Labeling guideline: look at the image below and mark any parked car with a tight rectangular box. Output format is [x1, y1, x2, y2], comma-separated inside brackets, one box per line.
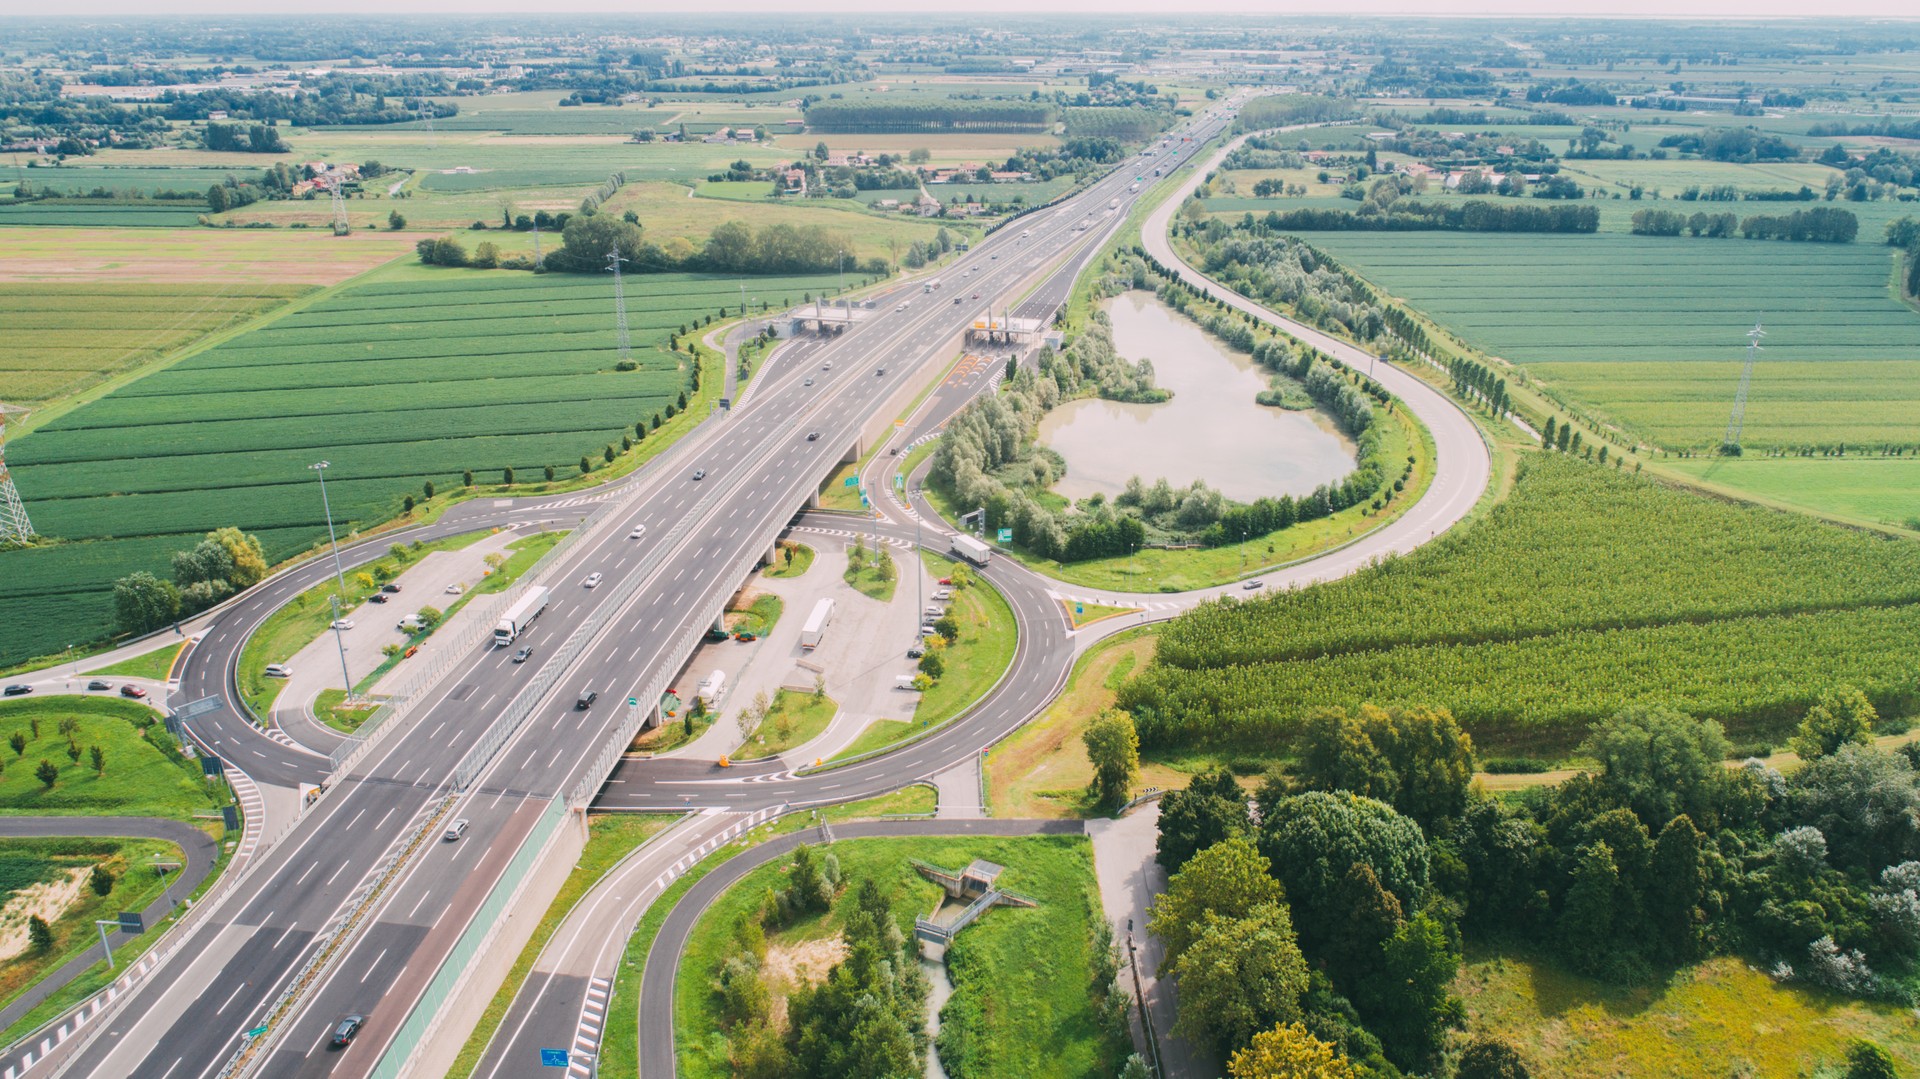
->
[330, 1015, 364, 1048]
[87, 680, 111, 691]
[264, 663, 292, 678]
[445, 583, 463, 595]
[512, 646, 533, 664]
[330, 618, 354, 630]
[368, 593, 389, 604]
[584, 572, 603, 588]
[734, 631, 758, 642]
[120, 685, 148, 699]
[381, 584, 401, 594]
[443, 819, 469, 842]
[3, 685, 30, 697]
[907, 647, 925, 659]
[931, 589, 952, 601]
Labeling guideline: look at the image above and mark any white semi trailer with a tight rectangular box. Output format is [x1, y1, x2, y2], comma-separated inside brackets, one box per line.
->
[800, 598, 836, 650]
[951, 534, 992, 567]
[493, 585, 550, 646]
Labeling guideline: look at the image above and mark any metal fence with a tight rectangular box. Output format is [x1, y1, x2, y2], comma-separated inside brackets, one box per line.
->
[370, 796, 568, 1079]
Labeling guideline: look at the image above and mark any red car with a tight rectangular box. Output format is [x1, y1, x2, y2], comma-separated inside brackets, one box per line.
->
[119, 685, 148, 699]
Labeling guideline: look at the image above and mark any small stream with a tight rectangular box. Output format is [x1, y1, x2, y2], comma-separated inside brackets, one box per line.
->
[1037, 291, 1356, 503]
[922, 953, 953, 1079]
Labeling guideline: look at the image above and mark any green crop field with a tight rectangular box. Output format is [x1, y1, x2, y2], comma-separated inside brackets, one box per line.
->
[1118, 454, 1920, 756]
[1293, 229, 1920, 448]
[0, 264, 840, 664]
[0, 201, 208, 227]
[2, 164, 256, 197]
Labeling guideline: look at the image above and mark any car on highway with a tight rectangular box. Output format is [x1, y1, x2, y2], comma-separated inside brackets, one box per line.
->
[821, 361, 832, 370]
[575, 690, 598, 710]
[330, 618, 355, 630]
[584, 572, 603, 588]
[692, 469, 706, 481]
[972, 293, 980, 299]
[806, 431, 820, 441]
[1243, 580, 1265, 590]
[804, 377, 815, 386]
[629, 526, 646, 539]
[381, 584, 401, 593]
[875, 367, 886, 377]
[953, 298, 961, 305]
[368, 593, 389, 604]
[443, 819, 469, 842]
[330, 1015, 363, 1048]
[512, 646, 533, 664]
[3, 685, 30, 697]
[120, 685, 148, 699]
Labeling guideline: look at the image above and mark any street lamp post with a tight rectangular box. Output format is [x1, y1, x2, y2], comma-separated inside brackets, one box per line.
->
[309, 461, 357, 702]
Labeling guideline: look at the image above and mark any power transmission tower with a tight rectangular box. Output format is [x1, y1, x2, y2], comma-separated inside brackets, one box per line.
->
[420, 100, 436, 149]
[1722, 321, 1764, 452]
[531, 220, 543, 269]
[329, 183, 350, 236]
[607, 250, 631, 362]
[0, 403, 37, 545]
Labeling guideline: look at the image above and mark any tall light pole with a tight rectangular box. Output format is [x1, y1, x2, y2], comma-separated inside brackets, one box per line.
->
[310, 461, 357, 702]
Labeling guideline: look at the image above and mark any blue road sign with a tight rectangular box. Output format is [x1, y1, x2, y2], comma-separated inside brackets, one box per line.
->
[200, 755, 225, 777]
[540, 1049, 570, 1067]
[1076, 604, 1084, 615]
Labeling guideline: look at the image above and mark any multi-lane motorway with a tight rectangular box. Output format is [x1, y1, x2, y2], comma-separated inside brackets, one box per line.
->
[31, 102, 1246, 1079]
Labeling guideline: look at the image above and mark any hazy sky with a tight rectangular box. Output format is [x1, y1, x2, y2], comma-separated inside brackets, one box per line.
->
[30, 1, 1920, 16]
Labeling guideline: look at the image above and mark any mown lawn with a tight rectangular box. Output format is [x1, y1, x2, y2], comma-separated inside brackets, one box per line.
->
[83, 642, 182, 682]
[763, 542, 814, 579]
[675, 834, 1125, 1079]
[1457, 948, 1920, 1078]
[0, 697, 221, 820]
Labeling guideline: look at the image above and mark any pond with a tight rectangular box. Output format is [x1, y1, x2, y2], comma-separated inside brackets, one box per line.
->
[1036, 291, 1357, 503]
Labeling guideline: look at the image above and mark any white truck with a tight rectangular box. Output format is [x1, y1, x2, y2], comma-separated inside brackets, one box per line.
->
[923, 278, 943, 294]
[951, 534, 992, 567]
[799, 598, 835, 650]
[492, 585, 550, 646]
[697, 670, 727, 707]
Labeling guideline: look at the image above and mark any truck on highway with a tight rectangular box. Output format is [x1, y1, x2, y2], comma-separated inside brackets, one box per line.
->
[800, 598, 836, 650]
[923, 278, 943, 293]
[951, 534, 992, 567]
[493, 585, 550, 646]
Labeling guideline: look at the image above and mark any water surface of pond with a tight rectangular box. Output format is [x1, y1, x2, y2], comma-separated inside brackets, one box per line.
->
[1037, 292, 1356, 503]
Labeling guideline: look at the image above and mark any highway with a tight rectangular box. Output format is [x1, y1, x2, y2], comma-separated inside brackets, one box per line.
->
[36, 103, 1244, 1079]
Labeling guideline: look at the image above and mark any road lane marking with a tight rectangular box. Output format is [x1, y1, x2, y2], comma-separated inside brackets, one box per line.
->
[360, 948, 388, 983]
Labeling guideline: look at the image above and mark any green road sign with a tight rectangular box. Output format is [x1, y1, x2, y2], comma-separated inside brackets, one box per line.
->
[843, 476, 858, 487]
[997, 528, 1013, 543]
[246, 1025, 269, 1038]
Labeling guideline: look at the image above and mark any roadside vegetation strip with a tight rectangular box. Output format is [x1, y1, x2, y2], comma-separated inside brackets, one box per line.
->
[81, 642, 183, 682]
[0, 698, 227, 822]
[598, 789, 935, 1079]
[763, 541, 815, 579]
[674, 833, 1127, 1079]
[723, 593, 784, 638]
[445, 812, 681, 1079]
[1121, 454, 1920, 758]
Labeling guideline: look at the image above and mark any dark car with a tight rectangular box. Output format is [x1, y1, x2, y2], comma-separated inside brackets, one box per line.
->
[512, 646, 533, 664]
[3, 685, 30, 697]
[907, 647, 925, 659]
[87, 680, 111, 691]
[381, 584, 401, 593]
[806, 432, 820, 441]
[120, 685, 148, 699]
[368, 593, 389, 604]
[576, 690, 598, 710]
[331, 1015, 364, 1048]
[875, 367, 887, 377]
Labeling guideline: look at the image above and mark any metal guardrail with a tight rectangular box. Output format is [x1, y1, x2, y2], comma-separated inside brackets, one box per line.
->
[217, 795, 457, 1079]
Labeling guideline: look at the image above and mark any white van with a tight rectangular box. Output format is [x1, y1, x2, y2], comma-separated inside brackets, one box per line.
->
[397, 614, 426, 632]
[895, 675, 919, 690]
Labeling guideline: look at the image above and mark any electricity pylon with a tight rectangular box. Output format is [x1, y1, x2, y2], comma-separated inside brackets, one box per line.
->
[607, 250, 631, 363]
[1722, 321, 1764, 451]
[0, 403, 37, 545]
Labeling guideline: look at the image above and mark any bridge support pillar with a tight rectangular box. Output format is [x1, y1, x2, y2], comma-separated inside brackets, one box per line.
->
[764, 540, 779, 567]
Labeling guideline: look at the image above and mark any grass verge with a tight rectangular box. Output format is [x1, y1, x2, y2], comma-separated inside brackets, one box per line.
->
[842, 544, 898, 603]
[445, 812, 680, 1079]
[723, 593, 783, 638]
[81, 643, 182, 682]
[763, 542, 814, 579]
[733, 690, 835, 762]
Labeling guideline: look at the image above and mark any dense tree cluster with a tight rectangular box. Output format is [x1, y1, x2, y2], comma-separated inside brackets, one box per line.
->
[1657, 127, 1799, 163]
[1235, 201, 1599, 235]
[1147, 696, 1920, 1076]
[1737, 207, 1860, 243]
[805, 97, 1053, 133]
[112, 527, 267, 633]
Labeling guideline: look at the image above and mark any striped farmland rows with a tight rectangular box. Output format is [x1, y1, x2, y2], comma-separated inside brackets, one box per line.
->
[1296, 230, 1920, 447]
[0, 267, 840, 663]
